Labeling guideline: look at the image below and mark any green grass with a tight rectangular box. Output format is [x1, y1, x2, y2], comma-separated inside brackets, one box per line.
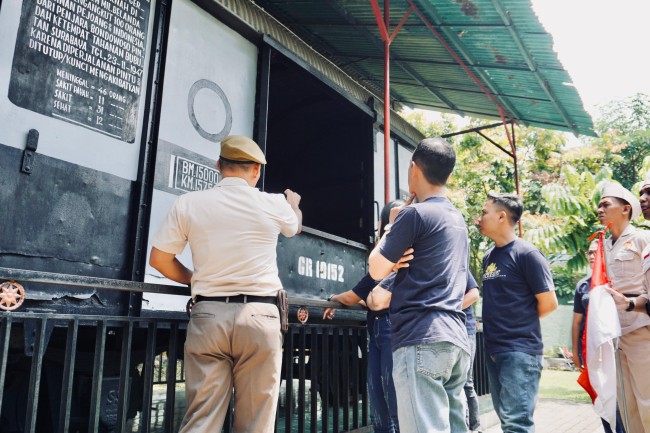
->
[538, 369, 592, 403]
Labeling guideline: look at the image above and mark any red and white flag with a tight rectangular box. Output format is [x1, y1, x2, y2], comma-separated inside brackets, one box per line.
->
[577, 229, 621, 428]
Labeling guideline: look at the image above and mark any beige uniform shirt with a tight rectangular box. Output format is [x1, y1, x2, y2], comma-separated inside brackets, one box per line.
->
[605, 225, 650, 334]
[641, 244, 650, 298]
[152, 177, 299, 297]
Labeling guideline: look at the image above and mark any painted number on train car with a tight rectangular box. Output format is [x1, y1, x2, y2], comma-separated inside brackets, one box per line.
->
[169, 155, 220, 193]
[298, 256, 344, 282]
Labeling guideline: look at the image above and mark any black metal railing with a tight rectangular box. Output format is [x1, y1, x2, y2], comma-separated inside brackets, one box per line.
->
[0, 267, 488, 433]
[0, 268, 373, 433]
[474, 331, 490, 397]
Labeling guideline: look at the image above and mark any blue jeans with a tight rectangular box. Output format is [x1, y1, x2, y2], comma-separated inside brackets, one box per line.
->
[464, 334, 481, 431]
[486, 351, 543, 433]
[601, 408, 626, 433]
[393, 341, 470, 433]
[368, 314, 399, 433]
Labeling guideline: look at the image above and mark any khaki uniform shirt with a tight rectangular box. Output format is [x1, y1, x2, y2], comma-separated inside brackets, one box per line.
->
[642, 243, 650, 301]
[605, 224, 650, 334]
[153, 177, 299, 297]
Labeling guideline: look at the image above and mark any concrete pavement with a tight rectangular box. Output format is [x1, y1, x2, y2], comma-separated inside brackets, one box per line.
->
[481, 398, 607, 433]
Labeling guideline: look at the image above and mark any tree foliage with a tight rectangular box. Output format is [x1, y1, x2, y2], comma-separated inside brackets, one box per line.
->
[592, 93, 650, 189]
[400, 93, 650, 298]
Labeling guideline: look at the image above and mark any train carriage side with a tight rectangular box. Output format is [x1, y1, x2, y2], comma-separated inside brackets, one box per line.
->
[0, 0, 419, 429]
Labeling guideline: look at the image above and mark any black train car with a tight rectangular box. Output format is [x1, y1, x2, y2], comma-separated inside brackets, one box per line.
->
[0, 0, 421, 430]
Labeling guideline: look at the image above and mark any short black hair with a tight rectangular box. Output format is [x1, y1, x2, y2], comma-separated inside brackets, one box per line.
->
[487, 191, 523, 224]
[379, 199, 405, 237]
[411, 137, 456, 186]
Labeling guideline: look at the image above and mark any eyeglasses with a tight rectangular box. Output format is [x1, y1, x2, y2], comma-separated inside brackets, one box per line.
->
[587, 251, 597, 256]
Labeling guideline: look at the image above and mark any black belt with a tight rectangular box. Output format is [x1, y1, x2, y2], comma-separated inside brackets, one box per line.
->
[194, 294, 276, 304]
[370, 310, 390, 319]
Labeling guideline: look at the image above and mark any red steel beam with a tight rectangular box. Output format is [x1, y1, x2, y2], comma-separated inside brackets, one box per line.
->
[369, 1, 518, 206]
[405, 0, 514, 149]
[369, 0, 414, 204]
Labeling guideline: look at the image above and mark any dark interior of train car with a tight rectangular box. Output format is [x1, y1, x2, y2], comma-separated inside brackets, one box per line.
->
[263, 49, 375, 245]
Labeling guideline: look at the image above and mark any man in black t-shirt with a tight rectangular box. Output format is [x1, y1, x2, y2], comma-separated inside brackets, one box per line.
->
[478, 192, 558, 433]
[369, 137, 470, 433]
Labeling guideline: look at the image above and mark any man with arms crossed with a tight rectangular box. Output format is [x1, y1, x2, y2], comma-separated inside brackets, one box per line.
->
[149, 135, 302, 433]
[477, 192, 558, 433]
[369, 137, 471, 433]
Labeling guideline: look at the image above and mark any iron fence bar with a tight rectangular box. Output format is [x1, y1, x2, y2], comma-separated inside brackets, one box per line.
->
[0, 316, 12, 415]
[141, 321, 158, 433]
[117, 321, 134, 433]
[88, 321, 107, 433]
[342, 328, 350, 431]
[284, 326, 295, 433]
[310, 327, 319, 433]
[25, 317, 47, 433]
[351, 328, 360, 429]
[478, 332, 490, 396]
[164, 323, 179, 433]
[321, 328, 329, 433]
[359, 328, 370, 425]
[332, 327, 340, 433]
[58, 319, 79, 433]
[297, 326, 306, 433]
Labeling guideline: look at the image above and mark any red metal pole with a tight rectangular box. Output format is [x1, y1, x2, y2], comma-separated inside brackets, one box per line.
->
[511, 123, 523, 236]
[383, 0, 390, 204]
[406, 0, 515, 150]
[369, 0, 412, 204]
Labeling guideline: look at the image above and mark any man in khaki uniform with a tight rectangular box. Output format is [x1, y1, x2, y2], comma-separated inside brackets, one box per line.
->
[598, 181, 650, 432]
[149, 135, 302, 433]
[615, 172, 650, 312]
[642, 173, 650, 311]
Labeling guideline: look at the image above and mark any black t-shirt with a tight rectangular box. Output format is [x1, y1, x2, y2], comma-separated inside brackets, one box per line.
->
[481, 238, 555, 355]
[350, 272, 391, 317]
[573, 275, 591, 348]
[379, 197, 470, 353]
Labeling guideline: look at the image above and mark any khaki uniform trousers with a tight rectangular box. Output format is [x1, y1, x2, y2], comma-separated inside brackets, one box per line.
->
[179, 301, 283, 433]
[618, 325, 650, 433]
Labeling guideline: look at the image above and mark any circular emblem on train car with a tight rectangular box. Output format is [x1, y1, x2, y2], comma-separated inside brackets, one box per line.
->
[297, 306, 309, 324]
[188, 79, 233, 143]
[0, 281, 25, 311]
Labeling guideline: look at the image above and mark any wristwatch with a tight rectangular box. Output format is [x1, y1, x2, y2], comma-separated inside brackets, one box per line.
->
[626, 298, 635, 312]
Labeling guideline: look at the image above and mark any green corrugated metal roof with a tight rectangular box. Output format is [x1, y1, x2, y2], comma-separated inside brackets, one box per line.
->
[252, 0, 595, 136]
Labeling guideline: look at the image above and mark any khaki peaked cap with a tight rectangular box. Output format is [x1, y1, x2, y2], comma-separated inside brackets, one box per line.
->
[219, 135, 267, 164]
